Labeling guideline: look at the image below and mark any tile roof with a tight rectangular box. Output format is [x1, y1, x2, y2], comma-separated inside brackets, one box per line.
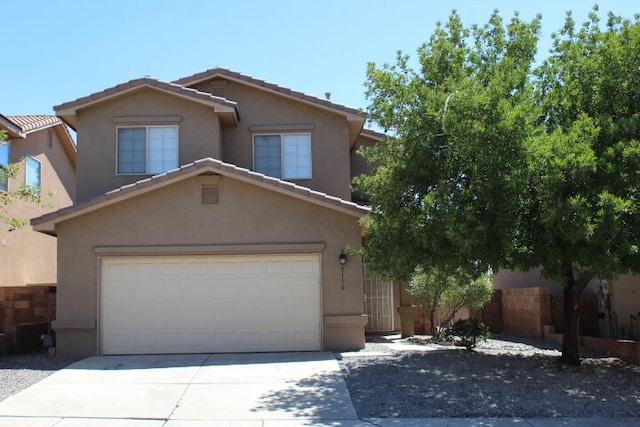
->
[360, 128, 387, 141]
[0, 114, 65, 136]
[173, 67, 364, 118]
[0, 114, 77, 165]
[54, 77, 239, 117]
[32, 158, 370, 235]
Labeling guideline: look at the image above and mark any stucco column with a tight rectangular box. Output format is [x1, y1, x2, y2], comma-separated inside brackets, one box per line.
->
[397, 306, 422, 338]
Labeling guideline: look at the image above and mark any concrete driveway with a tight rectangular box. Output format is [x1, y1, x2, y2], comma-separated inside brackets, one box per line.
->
[0, 352, 368, 427]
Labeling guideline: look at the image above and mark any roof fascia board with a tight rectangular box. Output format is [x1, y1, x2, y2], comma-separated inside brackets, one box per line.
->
[0, 115, 25, 138]
[55, 84, 237, 116]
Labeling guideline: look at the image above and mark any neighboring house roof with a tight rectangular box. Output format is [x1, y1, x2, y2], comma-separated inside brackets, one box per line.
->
[54, 77, 240, 130]
[32, 157, 370, 236]
[360, 128, 386, 141]
[174, 67, 366, 145]
[0, 114, 77, 167]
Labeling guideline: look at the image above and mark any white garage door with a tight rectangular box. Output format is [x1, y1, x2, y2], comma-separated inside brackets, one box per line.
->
[101, 254, 321, 355]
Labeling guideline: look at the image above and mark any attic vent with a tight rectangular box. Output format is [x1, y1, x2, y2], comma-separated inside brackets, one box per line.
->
[201, 184, 219, 205]
[47, 129, 53, 149]
[210, 85, 226, 98]
[209, 79, 228, 98]
[198, 174, 221, 205]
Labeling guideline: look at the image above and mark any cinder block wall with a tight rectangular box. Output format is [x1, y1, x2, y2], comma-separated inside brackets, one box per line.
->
[0, 286, 56, 332]
[502, 287, 551, 339]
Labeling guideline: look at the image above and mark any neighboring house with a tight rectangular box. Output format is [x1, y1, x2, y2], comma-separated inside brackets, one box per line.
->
[494, 269, 640, 341]
[32, 68, 383, 356]
[0, 114, 76, 335]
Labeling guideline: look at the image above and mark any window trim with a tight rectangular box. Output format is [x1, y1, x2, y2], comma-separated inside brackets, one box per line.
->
[25, 156, 41, 194]
[115, 125, 179, 176]
[252, 132, 312, 180]
[0, 143, 9, 193]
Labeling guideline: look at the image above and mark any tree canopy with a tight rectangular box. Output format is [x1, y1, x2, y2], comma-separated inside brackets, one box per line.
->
[357, 7, 640, 365]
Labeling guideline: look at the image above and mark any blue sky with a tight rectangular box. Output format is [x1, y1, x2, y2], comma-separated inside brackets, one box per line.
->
[2, 1, 638, 117]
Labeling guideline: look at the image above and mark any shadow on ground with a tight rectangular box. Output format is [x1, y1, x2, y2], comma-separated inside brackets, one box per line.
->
[249, 364, 358, 421]
[338, 348, 640, 418]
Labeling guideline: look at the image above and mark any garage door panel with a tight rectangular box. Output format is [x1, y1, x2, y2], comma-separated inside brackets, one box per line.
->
[265, 260, 295, 273]
[238, 280, 267, 298]
[211, 261, 240, 274]
[102, 254, 321, 355]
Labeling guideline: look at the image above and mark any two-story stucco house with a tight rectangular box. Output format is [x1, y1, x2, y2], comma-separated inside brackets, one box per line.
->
[0, 114, 76, 336]
[32, 68, 389, 356]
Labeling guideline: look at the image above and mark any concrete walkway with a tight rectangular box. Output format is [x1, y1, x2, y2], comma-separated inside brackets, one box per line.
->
[0, 352, 637, 426]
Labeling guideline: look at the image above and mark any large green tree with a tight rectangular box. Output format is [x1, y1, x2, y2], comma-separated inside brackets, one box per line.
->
[518, 8, 640, 364]
[357, 8, 640, 365]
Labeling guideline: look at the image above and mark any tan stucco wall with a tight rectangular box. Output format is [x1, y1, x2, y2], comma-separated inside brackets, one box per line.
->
[190, 79, 353, 200]
[610, 274, 640, 340]
[74, 88, 222, 202]
[0, 128, 75, 287]
[54, 174, 365, 356]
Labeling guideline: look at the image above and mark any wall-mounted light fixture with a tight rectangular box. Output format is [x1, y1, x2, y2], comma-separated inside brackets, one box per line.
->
[339, 250, 348, 266]
[339, 249, 348, 290]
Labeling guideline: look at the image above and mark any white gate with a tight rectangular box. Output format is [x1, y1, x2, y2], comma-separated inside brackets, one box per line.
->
[363, 264, 394, 332]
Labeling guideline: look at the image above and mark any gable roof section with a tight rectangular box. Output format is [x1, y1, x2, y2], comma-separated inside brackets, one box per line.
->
[54, 77, 240, 130]
[0, 114, 77, 166]
[32, 157, 370, 236]
[1, 114, 62, 137]
[174, 67, 366, 145]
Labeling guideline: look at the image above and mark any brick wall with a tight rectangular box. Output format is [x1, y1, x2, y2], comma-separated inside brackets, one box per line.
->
[478, 289, 503, 333]
[502, 287, 551, 339]
[0, 286, 56, 332]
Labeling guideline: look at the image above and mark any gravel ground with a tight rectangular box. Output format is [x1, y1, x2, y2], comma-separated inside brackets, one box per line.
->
[338, 334, 640, 418]
[0, 352, 82, 402]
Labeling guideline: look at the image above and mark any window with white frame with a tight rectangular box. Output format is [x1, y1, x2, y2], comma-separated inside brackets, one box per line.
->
[117, 125, 178, 174]
[25, 156, 41, 194]
[254, 133, 311, 179]
[0, 143, 8, 192]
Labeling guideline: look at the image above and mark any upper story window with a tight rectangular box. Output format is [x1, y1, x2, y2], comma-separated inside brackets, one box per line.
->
[117, 125, 178, 175]
[25, 156, 41, 194]
[0, 143, 8, 192]
[253, 133, 311, 179]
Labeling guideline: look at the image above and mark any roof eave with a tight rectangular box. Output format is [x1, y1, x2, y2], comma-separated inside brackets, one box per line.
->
[55, 83, 239, 128]
[0, 115, 25, 138]
[32, 160, 370, 233]
[176, 69, 365, 125]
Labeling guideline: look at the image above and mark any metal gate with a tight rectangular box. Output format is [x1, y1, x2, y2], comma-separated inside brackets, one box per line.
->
[363, 263, 394, 332]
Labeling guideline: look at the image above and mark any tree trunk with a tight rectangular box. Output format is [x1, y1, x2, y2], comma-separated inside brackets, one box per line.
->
[560, 272, 593, 366]
[560, 279, 581, 366]
[428, 308, 438, 338]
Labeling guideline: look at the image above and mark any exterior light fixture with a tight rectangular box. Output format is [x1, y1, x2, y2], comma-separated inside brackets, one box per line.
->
[339, 249, 347, 290]
[339, 250, 348, 266]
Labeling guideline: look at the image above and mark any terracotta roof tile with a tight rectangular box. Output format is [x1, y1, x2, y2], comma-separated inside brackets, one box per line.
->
[1, 114, 64, 135]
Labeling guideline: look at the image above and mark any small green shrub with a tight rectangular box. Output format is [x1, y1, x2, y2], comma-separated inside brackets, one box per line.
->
[445, 318, 491, 350]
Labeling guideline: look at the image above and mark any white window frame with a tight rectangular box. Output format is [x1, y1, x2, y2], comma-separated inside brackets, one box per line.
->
[116, 125, 179, 175]
[25, 156, 41, 194]
[0, 143, 9, 193]
[252, 132, 312, 180]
